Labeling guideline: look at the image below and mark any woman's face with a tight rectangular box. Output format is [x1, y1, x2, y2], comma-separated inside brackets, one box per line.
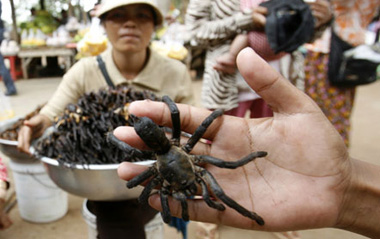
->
[103, 4, 155, 54]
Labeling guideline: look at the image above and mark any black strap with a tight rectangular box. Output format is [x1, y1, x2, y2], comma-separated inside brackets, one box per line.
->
[96, 55, 115, 89]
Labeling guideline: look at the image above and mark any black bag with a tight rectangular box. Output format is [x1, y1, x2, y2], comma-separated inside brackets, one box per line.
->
[261, 0, 315, 54]
[328, 30, 379, 87]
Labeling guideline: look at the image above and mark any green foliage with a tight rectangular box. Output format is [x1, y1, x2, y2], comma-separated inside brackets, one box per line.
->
[19, 10, 59, 34]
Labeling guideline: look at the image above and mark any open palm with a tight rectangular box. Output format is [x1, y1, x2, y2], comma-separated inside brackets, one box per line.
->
[117, 48, 350, 232]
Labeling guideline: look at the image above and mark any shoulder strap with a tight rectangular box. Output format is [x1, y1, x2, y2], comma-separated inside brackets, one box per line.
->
[96, 55, 115, 89]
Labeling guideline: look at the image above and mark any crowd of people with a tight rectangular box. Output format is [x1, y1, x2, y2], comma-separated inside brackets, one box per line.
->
[0, 0, 379, 238]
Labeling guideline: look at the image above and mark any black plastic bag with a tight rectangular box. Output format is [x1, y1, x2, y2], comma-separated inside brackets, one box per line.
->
[328, 31, 379, 87]
[261, 0, 314, 53]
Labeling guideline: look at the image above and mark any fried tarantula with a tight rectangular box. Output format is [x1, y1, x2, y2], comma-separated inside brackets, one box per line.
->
[107, 96, 267, 225]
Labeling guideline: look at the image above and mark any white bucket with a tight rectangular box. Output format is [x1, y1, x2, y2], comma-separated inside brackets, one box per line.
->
[9, 159, 68, 223]
[82, 200, 97, 239]
[82, 200, 164, 239]
[145, 213, 165, 239]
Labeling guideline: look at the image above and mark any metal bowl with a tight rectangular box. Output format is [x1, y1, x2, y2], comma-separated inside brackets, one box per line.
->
[0, 138, 40, 163]
[1, 118, 153, 201]
[40, 156, 154, 201]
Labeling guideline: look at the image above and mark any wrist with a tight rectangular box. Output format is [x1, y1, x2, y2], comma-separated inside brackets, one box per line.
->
[336, 158, 380, 238]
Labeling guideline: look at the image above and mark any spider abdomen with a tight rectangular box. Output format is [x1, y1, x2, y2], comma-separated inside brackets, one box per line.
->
[157, 146, 196, 191]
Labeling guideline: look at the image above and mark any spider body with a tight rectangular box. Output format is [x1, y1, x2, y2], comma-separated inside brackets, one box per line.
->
[108, 96, 267, 225]
[157, 146, 197, 191]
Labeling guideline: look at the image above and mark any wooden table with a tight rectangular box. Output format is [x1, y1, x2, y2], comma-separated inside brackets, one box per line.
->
[18, 47, 76, 79]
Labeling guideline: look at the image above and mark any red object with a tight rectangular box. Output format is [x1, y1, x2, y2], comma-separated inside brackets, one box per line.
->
[3, 55, 23, 80]
[0, 157, 8, 182]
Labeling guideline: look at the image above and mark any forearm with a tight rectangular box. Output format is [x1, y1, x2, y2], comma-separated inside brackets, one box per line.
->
[39, 73, 83, 121]
[337, 158, 380, 238]
[229, 34, 249, 59]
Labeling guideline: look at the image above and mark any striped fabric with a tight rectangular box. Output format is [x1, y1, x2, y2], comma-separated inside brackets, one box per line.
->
[185, 0, 255, 110]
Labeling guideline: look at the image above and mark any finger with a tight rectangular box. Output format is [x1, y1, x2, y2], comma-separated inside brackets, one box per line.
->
[113, 126, 148, 150]
[213, 63, 236, 74]
[23, 120, 33, 127]
[17, 126, 32, 154]
[23, 118, 38, 127]
[128, 100, 223, 141]
[309, 2, 331, 16]
[254, 6, 268, 15]
[237, 48, 318, 114]
[113, 125, 211, 156]
[117, 161, 149, 181]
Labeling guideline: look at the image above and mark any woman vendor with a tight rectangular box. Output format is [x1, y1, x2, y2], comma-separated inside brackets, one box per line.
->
[17, 0, 194, 238]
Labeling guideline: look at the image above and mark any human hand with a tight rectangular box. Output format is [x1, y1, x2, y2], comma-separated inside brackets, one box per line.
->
[307, 0, 333, 28]
[116, 48, 351, 232]
[213, 52, 237, 74]
[251, 6, 268, 31]
[17, 114, 52, 154]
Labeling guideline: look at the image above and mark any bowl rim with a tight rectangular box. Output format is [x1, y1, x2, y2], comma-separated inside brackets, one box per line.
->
[0, 138, 18, 146]
[40, 156, 155, 170]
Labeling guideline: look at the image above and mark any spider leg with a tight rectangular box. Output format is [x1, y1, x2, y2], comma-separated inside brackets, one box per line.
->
[126, 166, 157, 188]
[183, 109, 224, 153]
[138, 175, 162, 204]
[200, 169, 265, 226]
[173, 191, 190, 221]
[195, 151, 267, 169]
[106, 132, 154, 159]
[162, 95, 181, 146]
[160, 187, 172, 223]
[196, 176, 226, 211]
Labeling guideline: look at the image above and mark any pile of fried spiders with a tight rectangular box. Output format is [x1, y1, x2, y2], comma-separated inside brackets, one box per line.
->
[107, 95, 267, 225]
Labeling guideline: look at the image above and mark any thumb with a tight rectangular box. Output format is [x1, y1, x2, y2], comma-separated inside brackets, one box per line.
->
[236, 48, 316, 114]
[23, 118, 39, 128]
[23, 114, 50, 129]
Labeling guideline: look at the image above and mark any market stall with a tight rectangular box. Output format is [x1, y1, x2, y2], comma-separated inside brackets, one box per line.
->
[18, 46, 76, 79]
[5, 1, 92, 79]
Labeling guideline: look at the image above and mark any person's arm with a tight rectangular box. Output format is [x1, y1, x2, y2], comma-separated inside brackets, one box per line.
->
[228, 34, 250, 58]
[336, 159, 380, 237]
[211, 5, 267, 74]
[213, 34, 249, 74]
[116, 48, 380, 238]
[18, 59, 90, 154]
[307, 0, 334, 41]
[185, 0, 266, 48]
[308, 0, 333, 29]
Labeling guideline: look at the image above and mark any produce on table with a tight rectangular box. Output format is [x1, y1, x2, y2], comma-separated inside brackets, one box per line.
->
[19, 10, 60, 47]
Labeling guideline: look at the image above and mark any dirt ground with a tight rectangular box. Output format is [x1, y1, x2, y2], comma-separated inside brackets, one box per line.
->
[1, 77, 379, 239]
